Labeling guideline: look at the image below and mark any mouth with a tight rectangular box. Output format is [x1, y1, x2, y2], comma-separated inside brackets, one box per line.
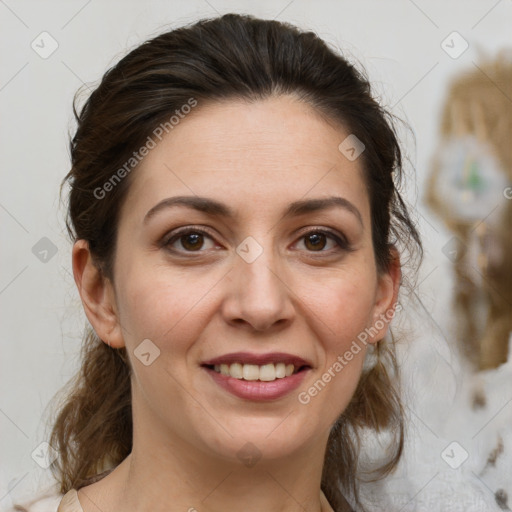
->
[201, 351, 312, 382]
[200, 352, 312, 401]
[202, 362, 310, 382]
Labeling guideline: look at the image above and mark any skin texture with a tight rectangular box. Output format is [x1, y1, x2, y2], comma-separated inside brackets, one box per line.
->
[72, 94, 401, 512]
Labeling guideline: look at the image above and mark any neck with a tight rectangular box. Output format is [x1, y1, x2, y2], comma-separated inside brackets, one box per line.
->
[123, 455, 327, 511]
[120, 439, 328, 511]
[85, 418, 331, 512]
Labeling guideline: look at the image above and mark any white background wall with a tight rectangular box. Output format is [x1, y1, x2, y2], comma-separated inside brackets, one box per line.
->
[1, 1, 511, 510]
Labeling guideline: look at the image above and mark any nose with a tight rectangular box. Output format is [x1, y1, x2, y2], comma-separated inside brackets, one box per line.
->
[221, 243, 295, 332]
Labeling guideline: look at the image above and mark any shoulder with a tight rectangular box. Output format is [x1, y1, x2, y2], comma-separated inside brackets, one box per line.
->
[56, 489, 83, 512]
[8, 489, 83, 512]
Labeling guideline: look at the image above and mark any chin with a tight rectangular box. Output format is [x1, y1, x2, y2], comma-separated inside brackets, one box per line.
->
[200, 413, 319, 465]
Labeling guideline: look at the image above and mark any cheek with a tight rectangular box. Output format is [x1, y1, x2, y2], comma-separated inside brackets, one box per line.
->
[115, 262, 217, 351]
[295, 272, 374, 421]
[299, 267, 376, 350]
[116, 266, 213, 411]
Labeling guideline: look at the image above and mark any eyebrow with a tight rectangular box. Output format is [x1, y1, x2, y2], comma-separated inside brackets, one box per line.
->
[143, 195, 363, 226]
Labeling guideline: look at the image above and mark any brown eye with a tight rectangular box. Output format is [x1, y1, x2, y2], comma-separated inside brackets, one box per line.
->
[180, 232, 204, 251]
[297, 230, 346, 253]
[164, 228, 217, 253]
[304, 232, 328, 251]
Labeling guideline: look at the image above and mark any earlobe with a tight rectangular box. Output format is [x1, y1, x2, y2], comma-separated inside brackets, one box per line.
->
[72, 240, 125, 349]
[368, 248, 402, 343]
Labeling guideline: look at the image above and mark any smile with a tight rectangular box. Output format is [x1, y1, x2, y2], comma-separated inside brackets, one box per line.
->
[201, 352, 312, 401]
[208, 362, 303, 381]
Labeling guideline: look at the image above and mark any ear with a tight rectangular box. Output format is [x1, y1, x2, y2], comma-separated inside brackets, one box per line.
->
[367, 246, 402, 343]
[72, 239, 125, 348]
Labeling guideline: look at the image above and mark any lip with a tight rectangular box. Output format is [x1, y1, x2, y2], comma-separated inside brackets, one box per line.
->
[203, 365, 311, 401]
[201, 351, 312, 368]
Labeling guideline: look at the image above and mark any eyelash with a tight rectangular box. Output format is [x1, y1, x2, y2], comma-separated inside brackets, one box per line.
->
[161, 225, 353, 256]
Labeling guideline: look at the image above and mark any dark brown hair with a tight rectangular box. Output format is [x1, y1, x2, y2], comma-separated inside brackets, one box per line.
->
[40, 13, 421, 512]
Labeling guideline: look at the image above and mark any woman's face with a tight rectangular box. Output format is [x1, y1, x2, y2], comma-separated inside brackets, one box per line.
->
[92, 95, 398, 465]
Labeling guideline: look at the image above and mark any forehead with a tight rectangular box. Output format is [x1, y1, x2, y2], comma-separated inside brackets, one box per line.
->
[121, 95, 370, 224]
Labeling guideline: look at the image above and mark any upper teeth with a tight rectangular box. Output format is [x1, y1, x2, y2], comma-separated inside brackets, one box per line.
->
[213, 363, 297, 381]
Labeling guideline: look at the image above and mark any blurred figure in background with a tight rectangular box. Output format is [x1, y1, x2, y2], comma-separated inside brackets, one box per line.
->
[426, 53, 512, 409]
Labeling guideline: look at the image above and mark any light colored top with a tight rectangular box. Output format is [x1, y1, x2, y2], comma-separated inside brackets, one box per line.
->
[57, 488, 336, 511]
[57, 489, 83, 512]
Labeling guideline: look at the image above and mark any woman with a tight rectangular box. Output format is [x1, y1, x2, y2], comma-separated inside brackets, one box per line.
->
[23, 12, 422, 512]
